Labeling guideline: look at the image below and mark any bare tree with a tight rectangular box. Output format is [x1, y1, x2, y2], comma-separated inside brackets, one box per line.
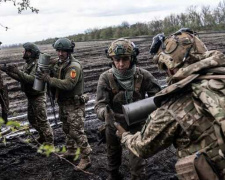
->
[0, 0, 39, 30]
[0, 0, 38, 13]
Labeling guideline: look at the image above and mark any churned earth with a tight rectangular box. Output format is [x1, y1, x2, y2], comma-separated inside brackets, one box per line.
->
[0, 33, 225, 180]
[0, 124, 177, 180]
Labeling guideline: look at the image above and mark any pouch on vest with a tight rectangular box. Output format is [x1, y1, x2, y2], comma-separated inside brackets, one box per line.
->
[175, 153, 220, 180]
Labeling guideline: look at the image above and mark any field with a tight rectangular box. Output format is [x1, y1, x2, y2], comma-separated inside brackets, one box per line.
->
[0, 33, 225, 180]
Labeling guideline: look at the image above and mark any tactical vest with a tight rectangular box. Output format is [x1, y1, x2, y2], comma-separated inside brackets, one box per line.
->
[165, 87, 225, 176]
[107, 67, 143, 114]
[21, 60, 44, 97]
[54, 56, 84, 102]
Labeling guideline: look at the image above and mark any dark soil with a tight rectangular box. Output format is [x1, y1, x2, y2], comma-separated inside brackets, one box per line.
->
[0, 124, 177, 180]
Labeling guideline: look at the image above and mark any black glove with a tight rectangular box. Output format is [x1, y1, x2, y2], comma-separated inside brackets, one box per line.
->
[35, 70, 50, 82]
[104, 105, 116, 128]
[0, 64, 8, 73]
[7, 64, 19, 74]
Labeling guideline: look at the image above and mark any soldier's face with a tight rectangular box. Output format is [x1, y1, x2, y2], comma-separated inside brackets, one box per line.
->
[57, 50, 68, 61]
[23, 50, 31, 60]
[112, 56, 131, 71]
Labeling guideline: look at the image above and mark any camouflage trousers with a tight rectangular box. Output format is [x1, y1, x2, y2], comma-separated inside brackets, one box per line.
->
[59, 103, 92, 158]
[105, 124, 146, 179]
[0, 85, 9, 123]
[27, 95, 54, 144]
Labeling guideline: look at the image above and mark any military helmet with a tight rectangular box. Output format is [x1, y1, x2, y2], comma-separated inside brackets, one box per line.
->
[106, 38, 139, 63]
[151, 29, 207, 71]
[23, 42, 40, 58]
[53, 38, 75, 53]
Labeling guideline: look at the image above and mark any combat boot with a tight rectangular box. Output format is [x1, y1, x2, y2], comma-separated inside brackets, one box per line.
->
[107, 170, 123, 180]
[76, 156, 91, 170]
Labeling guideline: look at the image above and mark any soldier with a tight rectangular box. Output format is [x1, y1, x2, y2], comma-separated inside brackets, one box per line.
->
[115, 29, 225, 180]
[1, 42, 54, 144]
[0, 42, 9, 124]
[0, 72, 9, 124]
[95, 38, 161, 180]
[36, 38, 92, 170]
[0, 41, 9, 124]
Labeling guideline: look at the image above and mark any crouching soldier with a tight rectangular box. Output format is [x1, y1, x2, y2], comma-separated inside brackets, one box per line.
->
[115, 29, 225, 180]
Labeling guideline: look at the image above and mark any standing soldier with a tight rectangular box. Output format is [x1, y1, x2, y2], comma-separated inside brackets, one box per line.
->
[1, 42, 54, 144]
[0, 42, 9, 124]
[95, 38, 161, 180]
[0, 72, 9, 124]
[36, 38, 92, 170]
[115, 29, 225, 180]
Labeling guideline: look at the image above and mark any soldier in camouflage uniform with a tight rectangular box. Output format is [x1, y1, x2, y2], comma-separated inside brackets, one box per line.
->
[115, 29, 225, 180]
[2, 42, 53, 144]
[95, 38, 161, 180]
[36, 38, 92, 170]
[0, 42, 9, 124]
[0, 71, 9, 124]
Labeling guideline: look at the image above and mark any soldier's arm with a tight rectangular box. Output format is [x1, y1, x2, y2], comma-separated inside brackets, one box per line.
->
[94, 73, 111, 121]
[16, 70, 35, 84]
[121, 107, 179, 158]
[6, 71, 21, 81]
[48, 66, 80, 91]
[144, 71, 161, 97]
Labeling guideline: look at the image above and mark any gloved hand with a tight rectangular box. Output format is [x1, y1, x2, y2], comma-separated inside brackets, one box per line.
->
[114, 122, 126, 138]
[35, 70, 50, 82]
[104, 105, 116, 128]
[0, 64, 8, 73]
[7, 64, 19, 74]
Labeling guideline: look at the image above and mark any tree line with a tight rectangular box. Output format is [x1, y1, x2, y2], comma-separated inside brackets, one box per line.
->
[34, 1, 225, 44]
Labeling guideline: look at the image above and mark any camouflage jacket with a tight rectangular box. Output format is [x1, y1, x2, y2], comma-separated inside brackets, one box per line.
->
[11, 58, 45, 97]
[95, 67, 161, 122]
[48, 55, 83, 103]
[121, 50, 225, 172]
[0, 71, 9, 112]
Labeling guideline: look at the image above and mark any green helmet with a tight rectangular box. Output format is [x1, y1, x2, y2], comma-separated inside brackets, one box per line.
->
[23, 42, 40, 58]
[53, 38, 75, 53]
[106, 38, 139, 63]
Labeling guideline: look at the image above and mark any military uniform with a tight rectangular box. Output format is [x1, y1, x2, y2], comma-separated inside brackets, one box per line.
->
[121, 48, 225, 179]
[0, 71, 9, 123]
[7, 58, 54, 144]
[48, 55, 92, 159]
[95, 66, 161, 179]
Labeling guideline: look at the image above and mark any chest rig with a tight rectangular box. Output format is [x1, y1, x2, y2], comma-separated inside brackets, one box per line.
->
[107, 67, 143, 114]
[166, 89, 225, 173]
[24, 61, 36, 74]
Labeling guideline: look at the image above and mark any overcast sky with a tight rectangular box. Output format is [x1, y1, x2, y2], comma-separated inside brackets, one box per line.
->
[0, 0, 222, 45]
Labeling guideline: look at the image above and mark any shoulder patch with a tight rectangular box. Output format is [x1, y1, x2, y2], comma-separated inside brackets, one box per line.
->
[70, 68, 77, 79]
